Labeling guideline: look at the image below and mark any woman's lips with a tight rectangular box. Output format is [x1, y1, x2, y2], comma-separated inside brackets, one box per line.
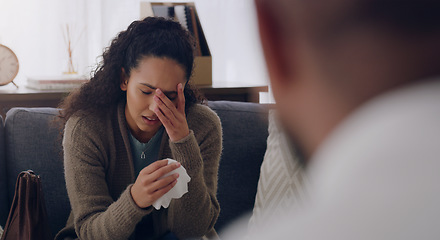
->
[142, 116, 160, 125]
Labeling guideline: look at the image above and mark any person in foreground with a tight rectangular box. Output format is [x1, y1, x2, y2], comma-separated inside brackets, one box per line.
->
[236, 0, 440, 239]
[55, 17, 222, 240]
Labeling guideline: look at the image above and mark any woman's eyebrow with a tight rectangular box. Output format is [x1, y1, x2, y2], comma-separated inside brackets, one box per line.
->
[140, 83, 157, 89]
[140, 83, 177, 95]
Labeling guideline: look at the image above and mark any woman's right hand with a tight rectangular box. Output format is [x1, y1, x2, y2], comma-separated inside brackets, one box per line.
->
[131, 159, 181, 208]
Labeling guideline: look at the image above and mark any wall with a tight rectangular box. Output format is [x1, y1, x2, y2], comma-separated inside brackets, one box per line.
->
[194, 0, 268, 86]
[0, 0, 269, 89]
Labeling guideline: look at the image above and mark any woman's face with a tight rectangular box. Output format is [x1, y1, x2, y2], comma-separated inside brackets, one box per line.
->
[121, 57, 187, 142]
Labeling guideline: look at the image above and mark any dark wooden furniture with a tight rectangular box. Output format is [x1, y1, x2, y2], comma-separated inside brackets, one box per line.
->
[0, 83, 268, 118]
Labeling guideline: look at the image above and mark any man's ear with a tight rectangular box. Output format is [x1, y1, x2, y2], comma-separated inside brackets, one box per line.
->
[255, 0, 291, 86]
[120, 68, 128, 91]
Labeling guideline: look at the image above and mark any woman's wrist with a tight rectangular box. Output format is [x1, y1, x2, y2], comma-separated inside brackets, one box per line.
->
[170, 130, 191, 143]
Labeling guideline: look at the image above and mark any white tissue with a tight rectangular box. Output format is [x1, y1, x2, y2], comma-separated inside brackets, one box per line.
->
[152, 158, 191, 210]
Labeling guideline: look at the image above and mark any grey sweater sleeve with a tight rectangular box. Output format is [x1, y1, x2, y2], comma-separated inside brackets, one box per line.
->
[63, 116, 152, 240]
[167, 105, 222, 239]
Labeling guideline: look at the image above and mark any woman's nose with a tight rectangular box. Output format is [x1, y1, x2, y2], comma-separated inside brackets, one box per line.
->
[149, 99, 158, 112]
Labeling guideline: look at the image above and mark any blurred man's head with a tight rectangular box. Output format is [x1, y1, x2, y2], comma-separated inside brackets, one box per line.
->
[255, 0, 440, 160]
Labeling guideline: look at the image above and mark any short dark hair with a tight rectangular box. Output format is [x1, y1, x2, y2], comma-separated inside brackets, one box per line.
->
[354, 0, 440, 35]
[317, 0, 440, 39]
[263, 0, 440, 42]
[60, 17, 203, 122]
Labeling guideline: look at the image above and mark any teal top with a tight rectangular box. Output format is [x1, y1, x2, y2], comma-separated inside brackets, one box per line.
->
[128, 127, 165, 177]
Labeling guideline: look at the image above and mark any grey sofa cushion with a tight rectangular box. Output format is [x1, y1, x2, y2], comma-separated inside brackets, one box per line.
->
[0, 115, 8, 227]
[208, 101, 269, 233]
[4, 108, 69, 237]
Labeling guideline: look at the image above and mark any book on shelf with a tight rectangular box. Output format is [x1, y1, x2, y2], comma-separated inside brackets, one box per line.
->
[151, 5, 175, 19]
[26, 75, 88, 90]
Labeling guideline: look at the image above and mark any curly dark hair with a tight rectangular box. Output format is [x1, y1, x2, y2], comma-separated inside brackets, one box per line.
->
[59, 17, 204, 122]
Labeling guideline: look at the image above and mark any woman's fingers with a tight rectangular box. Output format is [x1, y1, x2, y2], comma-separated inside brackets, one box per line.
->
[177, 83, 185, 114]
[153, 83, 190, 142]
[131, 160, 181, 208]
[141, 159, 171, 175]
[154, 89, 178, 118]
[154, 95, 177, 128]
[154, 105, 173, 130]
[154, 98, 174, 121]
[148, 173, 179, 193]
[150, 179, 178, 200]
[154, 83, 186, 121]
[149, 162, 181, 181]
[140, 160, 180, 184]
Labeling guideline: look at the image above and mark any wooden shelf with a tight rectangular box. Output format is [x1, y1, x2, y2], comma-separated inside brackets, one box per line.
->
[0, 83, 268, 118]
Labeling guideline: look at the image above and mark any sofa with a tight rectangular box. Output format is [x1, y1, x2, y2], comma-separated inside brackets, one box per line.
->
[0, 100, 269, 237]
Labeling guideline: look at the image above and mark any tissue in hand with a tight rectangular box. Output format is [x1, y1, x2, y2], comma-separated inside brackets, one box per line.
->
[152, 158, 191, 210]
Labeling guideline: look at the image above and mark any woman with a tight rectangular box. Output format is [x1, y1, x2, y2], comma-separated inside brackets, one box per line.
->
[55, 17, 222, 240]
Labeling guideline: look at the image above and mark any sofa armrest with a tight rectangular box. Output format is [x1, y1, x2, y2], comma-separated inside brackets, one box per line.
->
[208, 101, 269, 233]
[0, 115, 8, 227]
[4, 108, 70, 237]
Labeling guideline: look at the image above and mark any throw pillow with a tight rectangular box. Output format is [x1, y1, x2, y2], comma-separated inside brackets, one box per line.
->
[248, 110, 307, 231]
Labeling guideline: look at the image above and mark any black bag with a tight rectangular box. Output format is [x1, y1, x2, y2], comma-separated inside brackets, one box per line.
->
[1, 170, 52, 240]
